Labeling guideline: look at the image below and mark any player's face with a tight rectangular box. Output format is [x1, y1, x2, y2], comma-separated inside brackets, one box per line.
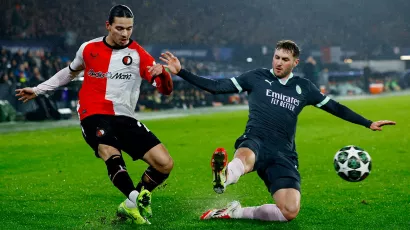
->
[272, 49, 299, 78]
[106, 17, 134, 47]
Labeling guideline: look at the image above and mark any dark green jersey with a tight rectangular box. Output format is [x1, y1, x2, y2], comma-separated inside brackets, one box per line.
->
[231, 68, 328, 151]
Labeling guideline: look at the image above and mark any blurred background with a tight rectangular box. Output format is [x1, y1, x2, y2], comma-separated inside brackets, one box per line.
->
[1, 0, 410, 122]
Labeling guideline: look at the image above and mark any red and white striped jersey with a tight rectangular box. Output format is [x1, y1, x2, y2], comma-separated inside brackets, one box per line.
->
[69, 36, 155, 120]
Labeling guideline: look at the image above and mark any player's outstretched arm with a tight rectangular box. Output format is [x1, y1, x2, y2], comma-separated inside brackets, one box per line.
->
[319, 99, 396, 131]
[147, 63, 173, 95]
[15, 67, 81, 103]
[160, 51, 239, 94]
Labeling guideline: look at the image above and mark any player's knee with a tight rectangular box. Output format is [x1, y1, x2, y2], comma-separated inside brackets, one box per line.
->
[277, 202, 300, 221]
[98, 144, 120, 161]
[156, 155, 174, 174]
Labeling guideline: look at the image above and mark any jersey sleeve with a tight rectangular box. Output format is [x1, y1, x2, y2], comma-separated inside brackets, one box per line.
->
[306, 80, 330, 107]
[135, 44, 156, 83]
[230, 70, 255, 93]
[68, 43, 86, 72]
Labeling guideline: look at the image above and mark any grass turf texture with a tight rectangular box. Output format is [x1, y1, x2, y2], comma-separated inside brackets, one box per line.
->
[1, 95, 409, 230]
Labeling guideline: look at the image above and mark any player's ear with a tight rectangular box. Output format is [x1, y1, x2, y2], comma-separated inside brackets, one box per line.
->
[105, 21, 110, 31]
[293, 58, 300, 68]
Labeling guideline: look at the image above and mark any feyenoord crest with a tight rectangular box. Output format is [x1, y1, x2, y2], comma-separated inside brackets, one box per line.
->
[296, 85, 302, 94]
[122, 56, 133, 65]
[96, 129, 106, 137]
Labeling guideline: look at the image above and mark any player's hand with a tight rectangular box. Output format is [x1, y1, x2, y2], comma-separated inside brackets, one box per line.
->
[159, 51, 181, 75]
[147, 63, 164, 77]
[15, 87, 37, 103]
[369, 120, 396, 131]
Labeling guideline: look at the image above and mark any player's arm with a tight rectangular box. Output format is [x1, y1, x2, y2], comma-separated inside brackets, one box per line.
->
[319, 99, 373, 128]
[176, 69, 239, 94]
[160, 51, 242, 94]
[137, 45, 173, 95]
[15, 45, 85, 103]
[307, 81, 395, 131]
[147, 64, 173, 95]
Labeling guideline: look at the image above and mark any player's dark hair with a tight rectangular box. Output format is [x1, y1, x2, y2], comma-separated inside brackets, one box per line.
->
[108, 5, 134, 25]
[276, 40, 300, 58]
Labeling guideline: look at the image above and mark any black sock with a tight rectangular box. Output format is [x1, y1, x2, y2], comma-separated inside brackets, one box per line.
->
[105, 155, 135, 198]
[136, 166, 170, 192]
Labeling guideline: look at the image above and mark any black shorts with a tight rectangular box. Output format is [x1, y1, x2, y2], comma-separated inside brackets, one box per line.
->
[80, 114, 161, 160]
[234, 130, 301, 195]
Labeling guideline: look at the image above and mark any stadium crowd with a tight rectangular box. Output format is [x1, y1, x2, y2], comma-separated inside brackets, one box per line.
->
[2, 0, 409, 50]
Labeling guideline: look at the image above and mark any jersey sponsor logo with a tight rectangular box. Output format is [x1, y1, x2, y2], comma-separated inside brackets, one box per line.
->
[110, 72, 132, 80]
[122, 56, 133, 65]
[266, 89, 300, 111]
[88, 69, 110, 78]
[296, 85, 302, 94]
[87, 69, 132, 80]
[265, 79, 274, 86]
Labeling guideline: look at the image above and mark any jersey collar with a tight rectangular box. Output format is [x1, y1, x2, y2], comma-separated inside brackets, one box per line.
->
[103, 36, 133, 49]
[270, 69, 294, 85]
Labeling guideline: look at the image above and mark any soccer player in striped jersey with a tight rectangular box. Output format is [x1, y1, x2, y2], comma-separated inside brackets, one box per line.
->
[15, 5, 173, 225]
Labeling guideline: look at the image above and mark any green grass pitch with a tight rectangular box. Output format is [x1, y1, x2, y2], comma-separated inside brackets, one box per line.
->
[1, 95, 409, 229]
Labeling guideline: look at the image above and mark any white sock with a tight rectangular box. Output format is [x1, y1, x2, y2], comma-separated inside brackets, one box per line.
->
[225, 158, 245, 186]
[126, 190, 139, 208]
[125, 198, 136, 208]
[240, 204, 287, 222]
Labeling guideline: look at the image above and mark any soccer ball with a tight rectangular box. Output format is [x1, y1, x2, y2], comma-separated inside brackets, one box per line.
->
[333, 145, 372, 182]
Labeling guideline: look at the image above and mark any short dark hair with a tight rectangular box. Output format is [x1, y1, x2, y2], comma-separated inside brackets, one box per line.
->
[276, 40, 300, 58]
[108, 5, 134, 24]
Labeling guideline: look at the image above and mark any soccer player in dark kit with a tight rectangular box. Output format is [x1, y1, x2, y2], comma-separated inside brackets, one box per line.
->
[159, 40, 395, 222]
[15, 5, 173, 225]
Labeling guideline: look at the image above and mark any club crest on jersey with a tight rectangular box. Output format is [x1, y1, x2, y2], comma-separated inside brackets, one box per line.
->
[122, 56, 133, 65]
[96, 129, 106, 137]
[296, 85, 302, 94]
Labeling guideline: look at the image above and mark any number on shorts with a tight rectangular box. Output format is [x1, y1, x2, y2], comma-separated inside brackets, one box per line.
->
[137, 121, 151, 132]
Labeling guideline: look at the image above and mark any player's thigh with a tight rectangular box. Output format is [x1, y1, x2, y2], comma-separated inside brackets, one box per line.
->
[257, 153, 301, 195]
[115, 117, 162, 161]
[234, 133, 262, 172]
[142, 143, 173, 173]
[80, 114, 122, 159]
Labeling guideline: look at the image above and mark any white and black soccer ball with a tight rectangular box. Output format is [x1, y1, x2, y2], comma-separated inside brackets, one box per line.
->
[333, 145, 372, 182]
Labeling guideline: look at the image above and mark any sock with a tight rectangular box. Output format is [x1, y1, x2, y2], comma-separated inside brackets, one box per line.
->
[125, 198, 136, 208]
[135, 166, 170, 192]
[225, 158, 245, 186]
[105, 155, 135, 198]
[240, 204, 287, 222]
[125, 190, 139, 208]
